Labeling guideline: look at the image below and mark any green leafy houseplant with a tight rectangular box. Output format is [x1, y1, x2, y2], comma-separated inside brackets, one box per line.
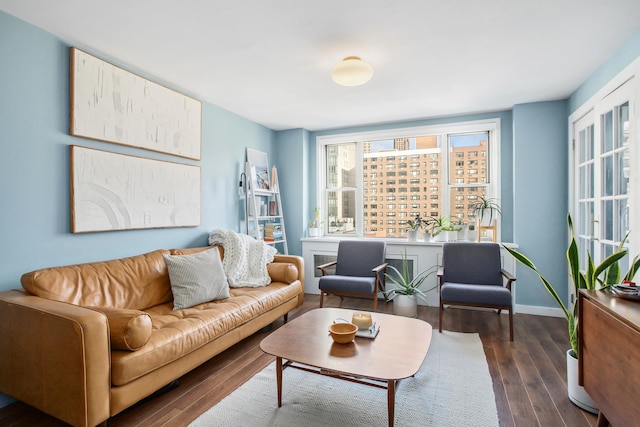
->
[469, 195, 501, 225]
[384, 251, 437, 303]
[503, 214, 640, 356]
[406, 214, 423, 231]
[308, 207, 322, 228]
[430, 216, 461, 237]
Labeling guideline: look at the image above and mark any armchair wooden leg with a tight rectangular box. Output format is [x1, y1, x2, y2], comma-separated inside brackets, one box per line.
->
[438, 303, 443, 333]
[319, 291, 324, 308]
[372, 293, 378, 312]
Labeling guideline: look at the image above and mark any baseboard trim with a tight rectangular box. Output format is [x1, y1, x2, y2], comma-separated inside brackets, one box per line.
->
[515, 304, 564, 318]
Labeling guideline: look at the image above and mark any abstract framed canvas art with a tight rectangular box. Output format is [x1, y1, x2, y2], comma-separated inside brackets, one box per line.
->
[70, 47, 202, 160]
[70, 146, 201, 233]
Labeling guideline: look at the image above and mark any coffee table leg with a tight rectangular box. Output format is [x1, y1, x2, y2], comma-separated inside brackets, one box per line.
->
[276, 357, 283, 407]
[387, 379, 395, 427]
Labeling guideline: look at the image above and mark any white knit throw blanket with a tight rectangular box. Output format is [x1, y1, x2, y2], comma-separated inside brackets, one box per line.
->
[208, 229, 277, 287]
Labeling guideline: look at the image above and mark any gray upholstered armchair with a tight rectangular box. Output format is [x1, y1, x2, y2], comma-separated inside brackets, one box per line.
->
[438, 242, 516, 340]
[317, 240, 388, 312]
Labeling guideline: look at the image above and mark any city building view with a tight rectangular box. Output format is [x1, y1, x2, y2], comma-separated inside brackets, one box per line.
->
[326, 133, 489, 238]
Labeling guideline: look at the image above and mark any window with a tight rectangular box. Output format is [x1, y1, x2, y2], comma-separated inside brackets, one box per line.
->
[317, 120, 499, 238]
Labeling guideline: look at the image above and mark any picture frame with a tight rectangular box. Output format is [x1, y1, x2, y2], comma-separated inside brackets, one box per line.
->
[70, 145, 201, 233]
[70, 47, 202, 160]
[246, 148, 270, 191]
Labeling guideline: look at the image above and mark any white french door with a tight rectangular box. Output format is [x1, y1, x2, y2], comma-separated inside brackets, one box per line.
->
[573, 79, 635, 272]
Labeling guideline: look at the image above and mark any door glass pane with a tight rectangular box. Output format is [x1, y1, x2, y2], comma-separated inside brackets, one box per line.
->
[616, 199, 630, 242]
[602, 200, 613, 241]
[602, 155, 613, 196]
[616, 151, 629, 195]
[602, 111, 613, 152]
[618, 101, 629, 148]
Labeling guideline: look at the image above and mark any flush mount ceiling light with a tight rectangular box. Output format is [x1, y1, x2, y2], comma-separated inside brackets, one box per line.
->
[331, 56, 373, 87]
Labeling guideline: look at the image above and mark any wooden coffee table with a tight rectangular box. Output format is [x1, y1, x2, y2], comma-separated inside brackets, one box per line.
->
[260, 307, 432, 427]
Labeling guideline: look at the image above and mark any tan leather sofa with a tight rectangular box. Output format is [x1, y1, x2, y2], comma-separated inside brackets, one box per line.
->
[0, 246, 304, 427]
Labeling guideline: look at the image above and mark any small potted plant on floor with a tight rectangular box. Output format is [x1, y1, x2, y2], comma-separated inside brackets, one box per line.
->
[503, 214, 640, 413]
[384, 251, 437, 317]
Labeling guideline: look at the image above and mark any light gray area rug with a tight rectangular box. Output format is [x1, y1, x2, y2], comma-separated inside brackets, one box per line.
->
[191, 331, 498, 427]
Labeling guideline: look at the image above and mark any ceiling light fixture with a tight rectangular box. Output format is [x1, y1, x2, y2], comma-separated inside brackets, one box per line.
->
[331, 56, 373, 87]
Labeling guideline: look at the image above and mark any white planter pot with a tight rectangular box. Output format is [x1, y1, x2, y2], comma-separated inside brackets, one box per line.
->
[467, 229, 477, 241]
[393, 294, 418, 318]
[478, 215, 495, 227]
[566, 349, 598, 414]
[458, 225, 468, 241]
[308, 227, 321, 237]
[445, 231, 457, 241]
[422, 231, 431, 242]
[407, 229, 418, 241]
[433, 231, 446, 242]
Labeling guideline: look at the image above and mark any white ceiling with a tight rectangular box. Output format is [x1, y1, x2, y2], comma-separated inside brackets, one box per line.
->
[2, 1, 640, 131]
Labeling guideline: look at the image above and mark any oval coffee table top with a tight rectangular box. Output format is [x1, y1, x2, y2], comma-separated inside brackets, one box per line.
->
[260, 307, 432, 381]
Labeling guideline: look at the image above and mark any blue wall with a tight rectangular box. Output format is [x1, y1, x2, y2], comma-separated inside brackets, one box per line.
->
[513, 101, 569, 307]
[2, 9, 640, 312]
[0, 11, 275, 291]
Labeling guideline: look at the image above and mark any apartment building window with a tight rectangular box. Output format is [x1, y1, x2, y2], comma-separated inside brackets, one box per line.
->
[317, 120, 499, 237]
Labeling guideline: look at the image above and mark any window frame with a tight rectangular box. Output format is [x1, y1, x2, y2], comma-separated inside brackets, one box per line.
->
[316, 119, 501, 238]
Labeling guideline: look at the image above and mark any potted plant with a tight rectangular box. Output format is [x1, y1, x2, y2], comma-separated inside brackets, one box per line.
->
[420, 216, 436, 241]
[469, 195, 501, 227]
[406, 214, 423, 241]
[308, 207, 323, 237]
[431, 216, 461, 242]
[384, 251, 437, 317]
[503, 214, 640, 413]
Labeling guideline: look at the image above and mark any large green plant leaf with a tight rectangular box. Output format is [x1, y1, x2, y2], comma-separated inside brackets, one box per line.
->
[504, 213, 638, 356]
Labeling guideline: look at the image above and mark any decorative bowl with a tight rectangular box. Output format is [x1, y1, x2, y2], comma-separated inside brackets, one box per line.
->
[329, 322, 358, 344]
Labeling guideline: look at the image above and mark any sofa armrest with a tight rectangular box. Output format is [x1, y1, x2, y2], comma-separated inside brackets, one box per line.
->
[273, 255, 304, 283]
[0, 290, 111, 427]
[272, 255, 304, 305]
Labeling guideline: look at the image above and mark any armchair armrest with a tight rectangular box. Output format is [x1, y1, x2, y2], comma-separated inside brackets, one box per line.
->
[0, 290, 110, 427]
[316, 260, 337, 276]
[501, 269, 516, 290]
[371, 262, 388, 274]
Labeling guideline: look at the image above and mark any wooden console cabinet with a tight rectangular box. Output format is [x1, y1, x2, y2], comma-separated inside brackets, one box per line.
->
[578, 289, 640, 427]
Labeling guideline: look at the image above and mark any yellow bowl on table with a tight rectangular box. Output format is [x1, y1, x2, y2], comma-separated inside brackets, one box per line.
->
[329, 322, 358, 344]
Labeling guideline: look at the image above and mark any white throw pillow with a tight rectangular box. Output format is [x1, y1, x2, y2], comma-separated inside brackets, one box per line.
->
[164, 248, 230, 310]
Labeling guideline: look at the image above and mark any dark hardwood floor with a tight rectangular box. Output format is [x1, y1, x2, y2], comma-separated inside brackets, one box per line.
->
[0, 294, 597, 427]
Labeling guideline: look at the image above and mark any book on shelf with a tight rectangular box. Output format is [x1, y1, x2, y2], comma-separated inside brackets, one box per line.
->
[264, 223, 282, 240]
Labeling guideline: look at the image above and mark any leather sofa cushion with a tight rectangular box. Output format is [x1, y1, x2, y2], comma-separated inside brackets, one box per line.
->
[267, 263, 298, 284]
[21, 250, 173, 310]
[110, 281, 302, 386]
[91, 306, 153, 351]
